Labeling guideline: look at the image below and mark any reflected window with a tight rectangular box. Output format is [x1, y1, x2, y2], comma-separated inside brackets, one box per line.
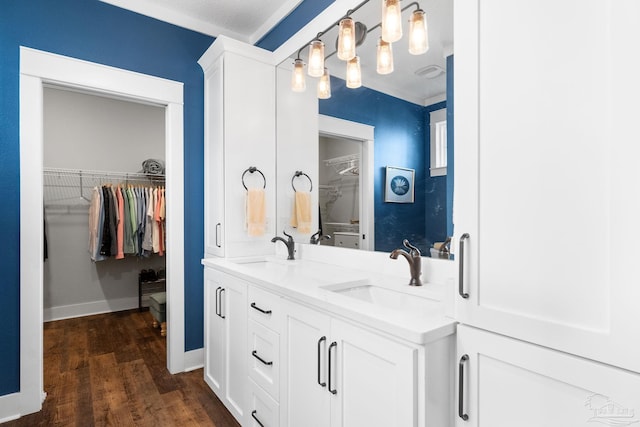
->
[429, 108, 447, 177]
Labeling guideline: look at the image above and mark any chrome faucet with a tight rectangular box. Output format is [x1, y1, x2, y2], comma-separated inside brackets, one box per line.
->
[310, 230, 331, 245]
[390, 239, 423, 286]
[271, 230, 296, 260]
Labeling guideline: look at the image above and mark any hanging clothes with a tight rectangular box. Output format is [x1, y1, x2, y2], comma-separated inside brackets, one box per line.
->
[90, 183, 165, 262]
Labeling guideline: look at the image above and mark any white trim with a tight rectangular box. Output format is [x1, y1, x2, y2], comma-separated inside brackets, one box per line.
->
[250, 0, 304, 44]
[43, 297, 140, 322]
[0, 392, 21, 423]
[318, 115, 375, 251]
[183, 348, 205, 372]
[19, 47, 186, 417]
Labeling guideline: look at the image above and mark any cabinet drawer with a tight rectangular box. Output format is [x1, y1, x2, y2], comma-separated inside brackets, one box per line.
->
[248, 319, 280, 400]
[248, 286, 282, 330]
[248, 378, 279, 427]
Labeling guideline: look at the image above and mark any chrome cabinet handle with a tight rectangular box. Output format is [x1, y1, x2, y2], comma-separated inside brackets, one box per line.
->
[251, 410, 265, 427]
[328, 341, 337, 395]
[459, 354, 469, 421]
[252, 350, 273, 366]
[251, 302, 272, 315]
[459, 233, 470, 299]
[317, 336, 327, 387]
[215, 223, 221, 248]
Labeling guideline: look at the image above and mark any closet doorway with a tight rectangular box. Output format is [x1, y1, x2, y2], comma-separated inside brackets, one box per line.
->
[318, 115, 375, 251]
[20, 48, 185, 415]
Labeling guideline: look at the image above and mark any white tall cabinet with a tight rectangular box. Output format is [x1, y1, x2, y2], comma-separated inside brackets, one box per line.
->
[454, 0, 640, 424]
[199, 36, 276, 258]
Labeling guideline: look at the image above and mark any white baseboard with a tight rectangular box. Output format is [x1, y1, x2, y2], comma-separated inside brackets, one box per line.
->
[0, 392, 21, 423]
[183, 348, 204, 372]
[44, 297, 139, 322]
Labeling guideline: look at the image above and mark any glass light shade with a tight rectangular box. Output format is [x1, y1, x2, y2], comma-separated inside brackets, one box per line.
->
[381, 0, 403, 43]
[317, 68, 331, 99]
[376, 38, 394, 75]
[291, 59, 306, 92]
[337, 18, 356, 61]
[409, 9, 429, 55]
[346, 56, 362, 89]
[308, 40, 325, 77]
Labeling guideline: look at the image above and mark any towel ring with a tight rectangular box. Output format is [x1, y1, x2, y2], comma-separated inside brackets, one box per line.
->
[291, 171, 313, 192]
[242, 166, 266, 190]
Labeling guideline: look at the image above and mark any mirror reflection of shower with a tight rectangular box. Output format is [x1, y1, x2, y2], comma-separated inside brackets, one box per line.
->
[319, 135, 362, 249]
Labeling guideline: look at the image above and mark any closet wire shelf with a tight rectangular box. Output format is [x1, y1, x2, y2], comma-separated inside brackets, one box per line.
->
[43, 167, 165, 208]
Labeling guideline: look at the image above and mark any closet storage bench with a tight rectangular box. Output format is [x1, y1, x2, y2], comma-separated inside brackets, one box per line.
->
[149, 292, 167, 336]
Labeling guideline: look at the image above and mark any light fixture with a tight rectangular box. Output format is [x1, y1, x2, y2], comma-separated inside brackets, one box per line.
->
[317, 68, 331, 99]
[337, 17, 356, 61]
[409, 9, 429, 55]
[290, 0, 430, 96]
[308, 39, 325, 77]
[291, 58, 306, 92]
[381, 0, 402, 43]
[376, 37, 394, 75]
[346, 56, 362, 89]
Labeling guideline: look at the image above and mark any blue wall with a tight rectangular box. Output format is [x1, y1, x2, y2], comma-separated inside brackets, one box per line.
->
[319, 77, 447, 252]
[0, 0, 213, 396]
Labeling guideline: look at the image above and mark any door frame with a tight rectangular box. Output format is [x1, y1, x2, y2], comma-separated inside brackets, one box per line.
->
[19, 47, 186, 415]
[319, 115, 374, 251]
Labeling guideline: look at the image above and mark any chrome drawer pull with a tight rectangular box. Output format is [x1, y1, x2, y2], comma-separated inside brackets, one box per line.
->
[252, 350, 273, 366]
[251, 302, 272, 315]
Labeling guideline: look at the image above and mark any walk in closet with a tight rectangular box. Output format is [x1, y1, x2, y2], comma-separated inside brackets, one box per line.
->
[42, 86, 166, 322]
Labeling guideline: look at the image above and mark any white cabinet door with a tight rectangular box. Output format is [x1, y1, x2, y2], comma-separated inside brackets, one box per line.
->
[221, 273, 248, 422]
[456, 325, 640, 427]
[282, 300, 421, 427]
[454, 0, 640, 372]
[203, 57, 225, 257]
[203, 268, 248, 425]
[281, 301, 331, 427]
[329, 319, 418, 427]
[204, 268, 224, 394]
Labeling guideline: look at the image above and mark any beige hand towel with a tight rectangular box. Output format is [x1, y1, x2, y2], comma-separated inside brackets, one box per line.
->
[290, 191, 312, 234]
[246, 188, 266, 237]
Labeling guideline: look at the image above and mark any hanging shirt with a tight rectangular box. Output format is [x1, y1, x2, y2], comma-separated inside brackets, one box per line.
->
[142, 187, 154, 252]
[115, 187, 125, 259]
[152, 188, 160, 254]
[99, 186, 112, 257]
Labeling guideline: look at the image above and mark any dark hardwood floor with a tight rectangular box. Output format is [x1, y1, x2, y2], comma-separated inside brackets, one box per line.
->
[3, 310, 240, 427]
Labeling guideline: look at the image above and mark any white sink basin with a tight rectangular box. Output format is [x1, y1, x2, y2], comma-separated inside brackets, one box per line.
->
[323, 280, 442, 316]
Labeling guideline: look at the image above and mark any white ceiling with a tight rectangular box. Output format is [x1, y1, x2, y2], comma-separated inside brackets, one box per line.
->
[100, 0, 453, 105]
[99, 0, 304, 43]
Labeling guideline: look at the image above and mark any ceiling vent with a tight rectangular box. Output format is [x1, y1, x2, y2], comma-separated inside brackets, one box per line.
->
[415, 65, 445, 79]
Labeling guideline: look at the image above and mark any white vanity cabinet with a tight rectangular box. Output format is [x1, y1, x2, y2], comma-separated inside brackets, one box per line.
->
[204, 267, 248, 424]
[454, 0, 640, 372]
[199, 37, 276, 258]
[456, 325, 640, 427]
[281, 299, 446, 427]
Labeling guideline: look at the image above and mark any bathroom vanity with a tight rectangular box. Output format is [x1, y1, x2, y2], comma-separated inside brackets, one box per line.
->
[202, 247, 456, 427]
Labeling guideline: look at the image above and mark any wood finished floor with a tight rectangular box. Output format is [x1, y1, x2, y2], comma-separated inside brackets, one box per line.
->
[3, 310, 240, 427]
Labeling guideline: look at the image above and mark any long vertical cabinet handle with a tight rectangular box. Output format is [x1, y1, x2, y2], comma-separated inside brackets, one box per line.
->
[219, 288, 226, 319]
[458, 354, 469, 421]
[328, 341, 337, 395]
[317, 336, 327, 387]
[459, 233, 470, 299]
[215, 223, 221, 248]
[215, 287, 222, 317]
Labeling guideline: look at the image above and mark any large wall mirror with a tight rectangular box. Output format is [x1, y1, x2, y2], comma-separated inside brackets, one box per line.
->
[275, 0, 453, 259]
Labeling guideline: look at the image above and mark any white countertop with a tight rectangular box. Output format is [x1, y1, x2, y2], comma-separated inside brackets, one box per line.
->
[202, 255, 457, 345]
